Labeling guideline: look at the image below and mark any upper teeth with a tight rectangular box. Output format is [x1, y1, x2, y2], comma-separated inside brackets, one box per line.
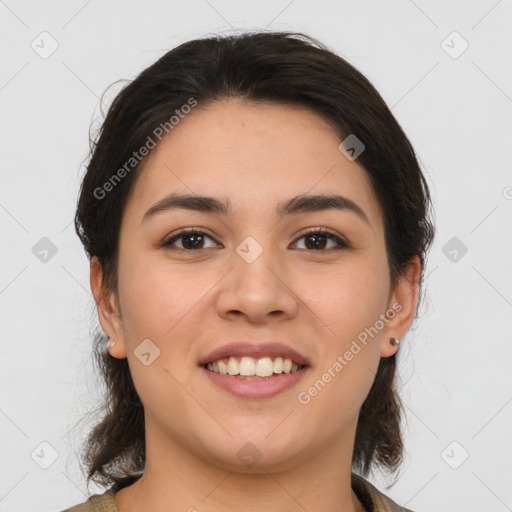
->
[206, 356, 302, 377]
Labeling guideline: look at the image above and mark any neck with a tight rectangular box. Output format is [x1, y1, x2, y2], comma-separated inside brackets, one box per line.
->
[115, 424, 364, 512]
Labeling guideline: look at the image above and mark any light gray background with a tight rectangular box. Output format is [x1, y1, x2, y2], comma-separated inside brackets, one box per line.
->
[1, 1, 511, 511]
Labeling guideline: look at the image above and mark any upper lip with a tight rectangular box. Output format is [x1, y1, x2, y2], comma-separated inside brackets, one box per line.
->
[198, 342, 311, 367]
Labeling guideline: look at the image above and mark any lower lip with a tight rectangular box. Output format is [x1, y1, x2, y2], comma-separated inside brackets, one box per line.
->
[200, 366, 309, 399]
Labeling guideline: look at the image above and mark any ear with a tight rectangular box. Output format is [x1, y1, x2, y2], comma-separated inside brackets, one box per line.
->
[90, 256, 127, 358]
[380, 254, 422, 357]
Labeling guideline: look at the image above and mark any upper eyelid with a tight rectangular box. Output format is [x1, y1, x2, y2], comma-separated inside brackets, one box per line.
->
[163, 227, 349, 248]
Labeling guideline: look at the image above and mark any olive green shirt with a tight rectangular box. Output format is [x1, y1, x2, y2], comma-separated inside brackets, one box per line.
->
[59, 472, 413, 511]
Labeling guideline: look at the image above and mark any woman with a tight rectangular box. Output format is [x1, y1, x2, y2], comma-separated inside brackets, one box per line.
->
[61, 30, 434, 512]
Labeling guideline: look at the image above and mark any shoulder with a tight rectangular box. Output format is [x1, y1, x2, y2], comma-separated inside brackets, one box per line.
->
[352, 472, 414, 512]
[58, 476, 412, 512]
[56, 488, 118, 512]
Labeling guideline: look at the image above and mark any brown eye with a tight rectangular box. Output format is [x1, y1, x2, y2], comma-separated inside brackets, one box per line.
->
[161, 227, 349, 253]
[292, 228, 349, 253]
[162, 229, 218, 251]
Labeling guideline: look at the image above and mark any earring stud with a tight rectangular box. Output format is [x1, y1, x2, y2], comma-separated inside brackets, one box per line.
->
[107, 339, 117, 349]
[390, 337, 400, 347]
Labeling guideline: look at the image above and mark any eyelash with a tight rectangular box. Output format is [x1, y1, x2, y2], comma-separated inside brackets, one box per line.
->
[161, 227, 350, 254]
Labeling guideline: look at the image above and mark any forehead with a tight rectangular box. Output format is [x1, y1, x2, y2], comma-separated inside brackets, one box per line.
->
[123, 99, 383, 227]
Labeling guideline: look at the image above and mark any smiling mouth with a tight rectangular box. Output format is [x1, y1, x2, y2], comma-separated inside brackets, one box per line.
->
[203, 356, 306, 379]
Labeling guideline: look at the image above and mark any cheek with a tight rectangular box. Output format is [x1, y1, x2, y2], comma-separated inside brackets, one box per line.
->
[296, 256, 390, 342]
[115, 252, 206, 413]
[295, 265, 388, 423]
[117, 248, 210, 340]
[297, 355, 377, 439]
[292, 256, 389, 411]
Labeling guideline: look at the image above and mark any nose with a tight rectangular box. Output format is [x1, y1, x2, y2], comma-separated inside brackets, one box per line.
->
[215, 245, 298, 324]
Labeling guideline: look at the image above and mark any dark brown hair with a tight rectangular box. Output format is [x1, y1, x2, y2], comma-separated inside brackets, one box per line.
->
[75, 30, 435, 492]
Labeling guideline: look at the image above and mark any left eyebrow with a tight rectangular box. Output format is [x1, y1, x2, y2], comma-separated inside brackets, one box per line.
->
[276, 194, 370, 225]
[141, 192, 370, 226]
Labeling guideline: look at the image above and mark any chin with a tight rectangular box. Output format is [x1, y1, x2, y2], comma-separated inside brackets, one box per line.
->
[197, 427, 309, 473]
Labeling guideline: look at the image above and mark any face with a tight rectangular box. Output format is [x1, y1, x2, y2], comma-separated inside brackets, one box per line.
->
[92, 99, 419, 473]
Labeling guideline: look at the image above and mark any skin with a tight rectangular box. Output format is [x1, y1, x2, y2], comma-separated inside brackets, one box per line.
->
[90, 99, 421, 512]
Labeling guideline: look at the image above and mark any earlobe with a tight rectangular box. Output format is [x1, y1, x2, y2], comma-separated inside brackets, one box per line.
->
[380, 255, 421, 357]
[90, 256, 127, 358]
